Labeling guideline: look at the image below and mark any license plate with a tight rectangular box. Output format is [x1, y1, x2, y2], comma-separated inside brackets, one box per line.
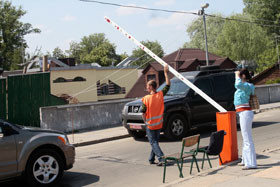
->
[129, 124, 143, 130]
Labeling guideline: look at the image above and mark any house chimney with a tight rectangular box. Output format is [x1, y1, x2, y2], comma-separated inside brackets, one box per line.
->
[43, 55, 48, 72]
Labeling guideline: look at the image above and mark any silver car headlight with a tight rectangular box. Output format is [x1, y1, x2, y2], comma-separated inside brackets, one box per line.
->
[58, 135, 70, 145]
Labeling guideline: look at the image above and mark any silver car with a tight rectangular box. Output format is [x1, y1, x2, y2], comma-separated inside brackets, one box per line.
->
[0, 119, 75, 186]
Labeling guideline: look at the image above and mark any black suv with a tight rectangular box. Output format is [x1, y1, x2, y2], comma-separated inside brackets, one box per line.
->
[122, 68, 236, 140]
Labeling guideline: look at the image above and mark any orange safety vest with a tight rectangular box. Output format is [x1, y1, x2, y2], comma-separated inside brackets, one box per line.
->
[142, 91, 164, 130]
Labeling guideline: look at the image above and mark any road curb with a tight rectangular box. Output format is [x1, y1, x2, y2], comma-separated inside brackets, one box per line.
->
[161, 159, 240, 187]
[73, 134, 130, 147]
[262, 146, 280, 153]
[254, 106, 280, 114]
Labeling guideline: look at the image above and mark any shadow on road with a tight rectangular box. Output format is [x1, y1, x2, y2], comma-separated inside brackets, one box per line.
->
[0, 172, 100, 187]
[256, 154, 270, 160]
[252, 121, 279, 128]
[59, 171, 100, 187]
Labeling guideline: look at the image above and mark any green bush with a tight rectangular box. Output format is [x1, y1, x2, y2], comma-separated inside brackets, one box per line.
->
[266, 78, 280, 84]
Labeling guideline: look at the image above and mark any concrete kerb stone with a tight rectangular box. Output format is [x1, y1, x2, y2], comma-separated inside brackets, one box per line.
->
[254, 105, 280, 114]
[72, 134, 130, 147]
[263, 147, 280, 154]
[161, 159, 240, 187]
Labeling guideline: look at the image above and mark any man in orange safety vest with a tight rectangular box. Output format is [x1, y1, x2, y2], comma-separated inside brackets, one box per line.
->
[142, 65, 170, 166]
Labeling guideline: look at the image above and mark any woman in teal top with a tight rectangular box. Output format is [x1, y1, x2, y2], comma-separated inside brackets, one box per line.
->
[234, 69, 257, 170]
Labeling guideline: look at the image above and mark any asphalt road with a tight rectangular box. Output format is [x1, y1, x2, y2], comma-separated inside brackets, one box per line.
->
[2, 109, 280, 187]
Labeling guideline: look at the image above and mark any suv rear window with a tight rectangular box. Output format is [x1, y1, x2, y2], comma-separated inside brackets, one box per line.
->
[194, 78, 213, 95]
[213, 75, 232, 95]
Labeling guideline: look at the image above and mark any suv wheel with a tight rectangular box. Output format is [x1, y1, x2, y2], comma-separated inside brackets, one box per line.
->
[26, 149, 64, 187]
[127, 129, 146, 139]
[164, 114, 188, 140]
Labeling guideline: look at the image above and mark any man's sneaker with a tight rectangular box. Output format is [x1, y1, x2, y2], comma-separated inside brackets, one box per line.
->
[157, 161, 164, 166]
[149, 161, 156, 165]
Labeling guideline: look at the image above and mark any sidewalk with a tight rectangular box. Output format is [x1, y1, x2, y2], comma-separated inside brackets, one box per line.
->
[68, 102, 280, 147]
[257, 101, 280, 113]
[162, 147, 280, 187]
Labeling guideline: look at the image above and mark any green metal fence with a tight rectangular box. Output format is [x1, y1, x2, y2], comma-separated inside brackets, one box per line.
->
[7, 72, 66, 127]
[0, 78, 6, 120]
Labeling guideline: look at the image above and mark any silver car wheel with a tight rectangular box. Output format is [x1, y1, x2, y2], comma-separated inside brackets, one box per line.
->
[171, 119, 184, 136]
[33, 155, 59, 184]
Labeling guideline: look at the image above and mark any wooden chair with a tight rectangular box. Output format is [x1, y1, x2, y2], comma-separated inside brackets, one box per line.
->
[162, 134, 200, 183]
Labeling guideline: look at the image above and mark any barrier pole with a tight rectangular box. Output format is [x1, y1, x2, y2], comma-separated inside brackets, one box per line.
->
[104, 16, 227, 112]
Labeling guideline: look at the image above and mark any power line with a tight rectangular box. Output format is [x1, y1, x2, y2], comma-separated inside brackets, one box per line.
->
[79, 0, 198, 15]
[79, 0, 280, 28]
[206, 14, 280, 28]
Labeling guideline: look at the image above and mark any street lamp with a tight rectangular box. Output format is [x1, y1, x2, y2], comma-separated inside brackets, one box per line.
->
[198, 3, 210, 66]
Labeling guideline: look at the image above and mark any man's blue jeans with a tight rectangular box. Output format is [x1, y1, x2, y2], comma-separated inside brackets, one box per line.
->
[146, 127, 164, 162]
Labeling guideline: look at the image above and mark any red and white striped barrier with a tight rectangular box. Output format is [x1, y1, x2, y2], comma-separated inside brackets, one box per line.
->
[104, 16, 227, 112]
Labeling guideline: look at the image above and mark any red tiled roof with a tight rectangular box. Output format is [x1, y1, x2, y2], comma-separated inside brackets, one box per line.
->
[179, 58, 198, 70]
[213, 58, 227, 65]
[150, 48, 222, 64]
[149, 62, 164, 71]
[172, 48, 222, 62]
[145, 48, 223, 71]
[213, 57, 237, 69]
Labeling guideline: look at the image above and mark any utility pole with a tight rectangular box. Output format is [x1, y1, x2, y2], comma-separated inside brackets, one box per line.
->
[199, 3, 210, 66]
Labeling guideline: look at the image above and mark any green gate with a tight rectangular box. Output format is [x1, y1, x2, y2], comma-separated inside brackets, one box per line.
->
[0, 78, 6, 120]
[7, 72, 66, 127]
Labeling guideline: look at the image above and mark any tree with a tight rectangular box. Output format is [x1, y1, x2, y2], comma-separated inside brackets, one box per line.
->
[52, 47, 66, 59]
[243, 0, 280, 35]
[183, 14, 225, 54]
[0, 0, 40, 70]
[79, 33, 120, 66]
[66, 41, 82, 63]
[215, 14, 273, 71]
[131, 40, 164, 67]
[256, 46, 278, 72]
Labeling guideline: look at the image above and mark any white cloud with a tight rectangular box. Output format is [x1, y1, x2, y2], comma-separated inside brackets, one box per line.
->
[154, 0, 176, 6]
[116, 4, 147, 16]
[148, 12, 197, 29]
[62, 14, 77, 22]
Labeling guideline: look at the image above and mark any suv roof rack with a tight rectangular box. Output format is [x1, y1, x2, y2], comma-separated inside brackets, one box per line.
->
[197, 66, 235, 77]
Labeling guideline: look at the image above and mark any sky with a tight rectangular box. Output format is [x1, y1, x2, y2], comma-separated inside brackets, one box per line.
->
[11, 0, 245, 56]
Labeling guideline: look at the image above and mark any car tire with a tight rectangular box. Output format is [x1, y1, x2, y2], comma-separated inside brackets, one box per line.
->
[26, 149, 64, 187]
[127, 129, 146, 139]
[164, 114, 188, 140]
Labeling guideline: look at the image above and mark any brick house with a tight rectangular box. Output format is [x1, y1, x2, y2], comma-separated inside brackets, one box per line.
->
[126, 48, 237, 98]
[252, 63, 280, 85]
